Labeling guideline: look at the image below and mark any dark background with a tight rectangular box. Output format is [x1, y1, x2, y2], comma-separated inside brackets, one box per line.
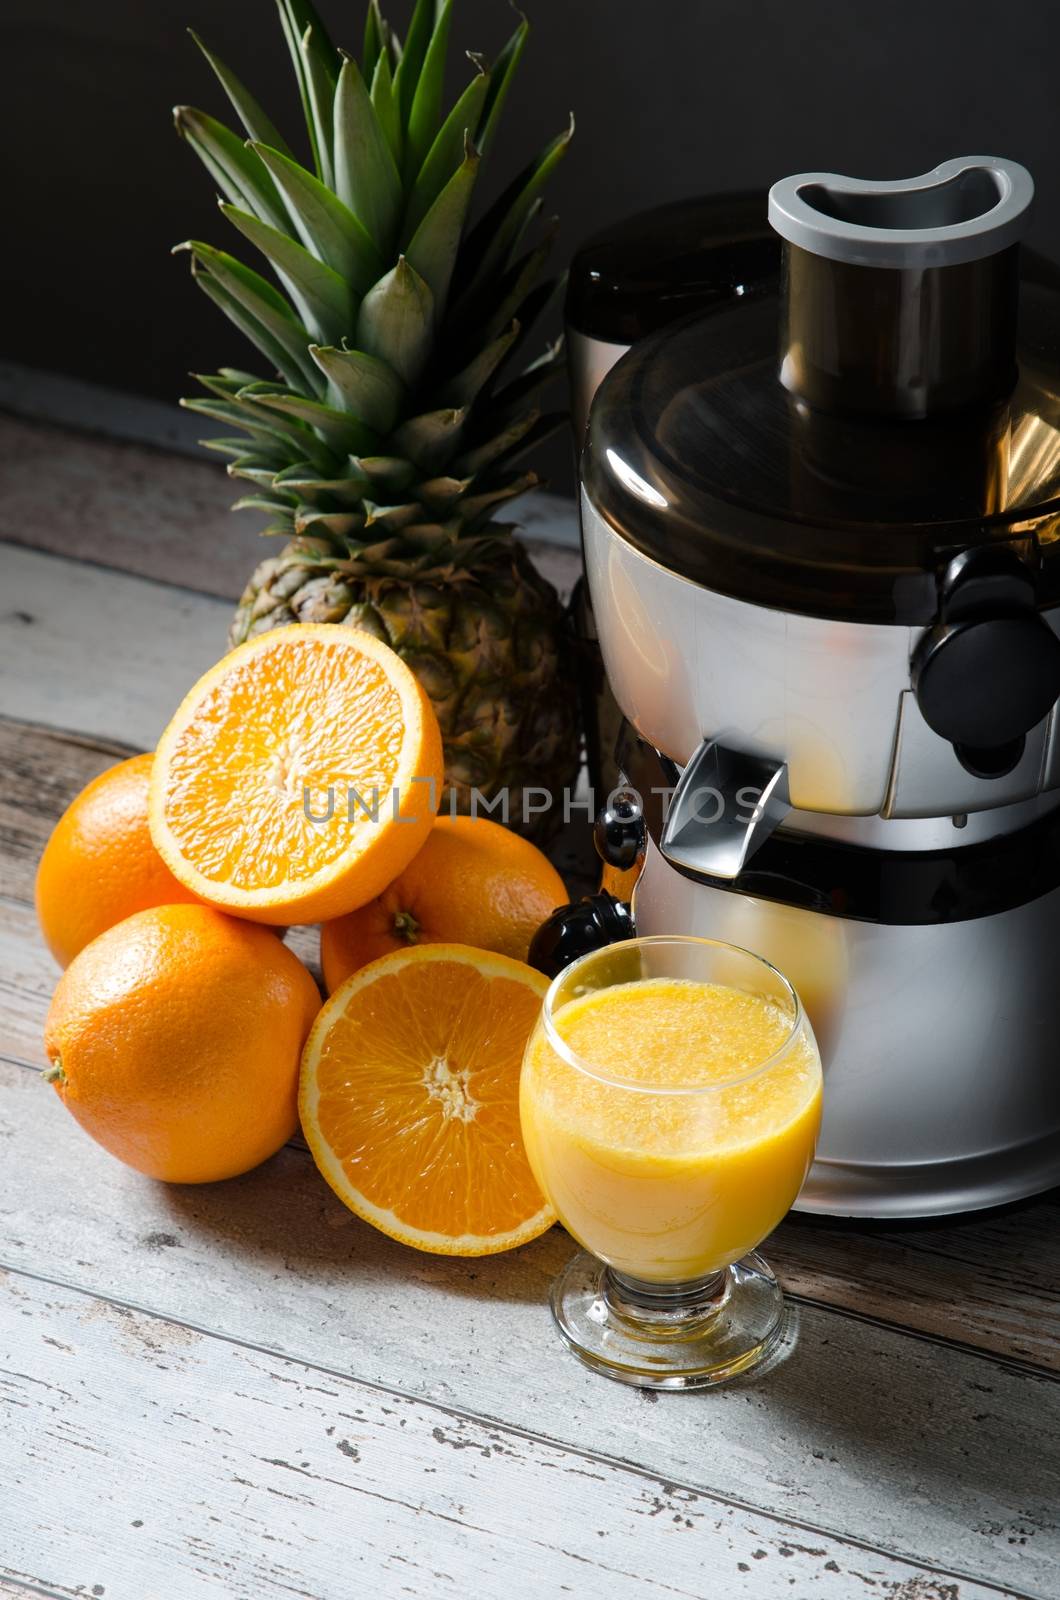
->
[4, 0, 1060, 483]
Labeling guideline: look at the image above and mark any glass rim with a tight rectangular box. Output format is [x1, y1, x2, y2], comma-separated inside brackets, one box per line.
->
[540, 934, 806, 1096]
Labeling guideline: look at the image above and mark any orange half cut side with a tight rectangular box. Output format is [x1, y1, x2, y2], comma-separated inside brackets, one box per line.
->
[300, 943, 555, 1255]
[149, 624, 444, 924]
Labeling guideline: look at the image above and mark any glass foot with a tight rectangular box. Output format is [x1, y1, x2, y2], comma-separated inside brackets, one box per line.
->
[550, 1249, 785, 1390]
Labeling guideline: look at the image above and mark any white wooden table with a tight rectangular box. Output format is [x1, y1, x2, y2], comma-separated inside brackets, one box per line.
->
[1, 394, 1059, 1600]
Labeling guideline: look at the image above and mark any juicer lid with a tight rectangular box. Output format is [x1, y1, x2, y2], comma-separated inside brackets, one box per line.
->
[584, 159, 1060, 625]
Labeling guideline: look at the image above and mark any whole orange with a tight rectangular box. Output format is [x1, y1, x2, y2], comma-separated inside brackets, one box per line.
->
[320, 814, 567, 992]
[36, 753, 200, 967]
[43, 904, 321, 1183]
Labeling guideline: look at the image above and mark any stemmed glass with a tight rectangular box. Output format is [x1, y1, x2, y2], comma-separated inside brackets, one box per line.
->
[520, 935, 822, 1389]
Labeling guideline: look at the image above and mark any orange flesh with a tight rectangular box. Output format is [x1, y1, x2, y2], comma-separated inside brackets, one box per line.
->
[304, 948, 552, 1249]
[162, 638, 405, 891]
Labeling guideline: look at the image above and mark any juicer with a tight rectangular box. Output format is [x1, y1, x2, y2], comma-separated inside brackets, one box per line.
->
[566, 158, 1060, 1218]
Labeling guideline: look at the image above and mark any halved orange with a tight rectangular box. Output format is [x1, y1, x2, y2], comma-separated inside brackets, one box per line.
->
[149, 625, 444, 925]
[300, 943, 555, 1255]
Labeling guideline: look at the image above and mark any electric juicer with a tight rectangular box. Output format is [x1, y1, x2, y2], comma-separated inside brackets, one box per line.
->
[566, 158, 1060, 1218]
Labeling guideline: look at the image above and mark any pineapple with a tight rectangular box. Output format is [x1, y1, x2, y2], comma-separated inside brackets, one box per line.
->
[174, 0, 579, 829]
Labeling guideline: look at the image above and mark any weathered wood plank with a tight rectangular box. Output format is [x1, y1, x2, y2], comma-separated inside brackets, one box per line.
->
[1, 545, 230, 752]
[0, 1059, 1056, 1595]
[0, 533, 580, 755]
[0, 412, 580, 602]
[0, 721, 137, 905]
[0, 1269, 1033, 1600]
[0, 1581, 69, 1600]
[0, 899, 51, 1069]
[769, 1211, 1060, 1372]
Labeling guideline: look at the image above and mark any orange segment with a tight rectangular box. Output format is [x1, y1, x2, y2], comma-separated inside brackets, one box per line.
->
[300, 944, 555, 1254]
[149, 624, 444, 924]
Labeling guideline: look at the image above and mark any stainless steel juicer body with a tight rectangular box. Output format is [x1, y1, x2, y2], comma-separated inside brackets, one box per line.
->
[575, 158, 1060, 1217]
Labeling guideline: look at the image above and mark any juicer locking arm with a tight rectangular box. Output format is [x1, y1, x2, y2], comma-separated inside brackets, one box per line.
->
[912, 546, 1060, 777]
[659, 740, 791, 881]
[526, 791, 644, 980]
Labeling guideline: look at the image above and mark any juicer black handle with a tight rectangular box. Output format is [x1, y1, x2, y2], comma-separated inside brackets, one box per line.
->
[912, 547, 1060, 775]
[527, 798, 644, 979]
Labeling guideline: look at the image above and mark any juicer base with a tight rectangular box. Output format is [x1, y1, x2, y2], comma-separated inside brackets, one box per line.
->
[796, 1128, 1060, 1219]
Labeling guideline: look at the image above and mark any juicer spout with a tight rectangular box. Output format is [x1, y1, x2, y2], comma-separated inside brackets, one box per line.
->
[659, 740, 790, 882]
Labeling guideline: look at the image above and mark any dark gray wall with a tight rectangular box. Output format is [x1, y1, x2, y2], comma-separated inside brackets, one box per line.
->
[4, 0, 1060, 420]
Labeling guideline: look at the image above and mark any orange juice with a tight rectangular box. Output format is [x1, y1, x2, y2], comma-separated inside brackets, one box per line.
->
[520, 978, 822, 1283]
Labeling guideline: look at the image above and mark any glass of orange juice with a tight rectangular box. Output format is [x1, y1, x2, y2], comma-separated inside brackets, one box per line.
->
[520, 936, 823, 1388]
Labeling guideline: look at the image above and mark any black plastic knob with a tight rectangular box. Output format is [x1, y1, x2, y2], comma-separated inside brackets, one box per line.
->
[593, 790, 646, 870]
[527, 892, 635, 980]
[912, 545, 1060, 768]
[913, 614, 1060, 749]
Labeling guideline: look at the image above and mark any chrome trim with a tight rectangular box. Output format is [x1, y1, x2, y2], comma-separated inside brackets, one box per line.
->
[661, 739, 790, 880]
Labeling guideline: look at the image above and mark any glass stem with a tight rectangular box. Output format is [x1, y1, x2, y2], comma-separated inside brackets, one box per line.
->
[603, 1266, 730, 1331]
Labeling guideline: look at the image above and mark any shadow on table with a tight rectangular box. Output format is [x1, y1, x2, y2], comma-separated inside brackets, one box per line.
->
[153, 1140, 565, 1309]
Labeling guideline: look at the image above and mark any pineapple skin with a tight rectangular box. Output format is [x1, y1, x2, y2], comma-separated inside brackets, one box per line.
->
[231, 532, 579, 834]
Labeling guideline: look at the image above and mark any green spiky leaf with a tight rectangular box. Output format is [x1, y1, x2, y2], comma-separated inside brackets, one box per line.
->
[309, 345, 404, 432]
[390, 406, 467, 473]
[276, 0, 340, 177]
[391, 0, 435, 126]
[251, 143, 384, 293]
[370, 48, 402, 167]
[364, 501, 425, 532]
[174, 107, 290, 233]
[357, 457, 418, 496]
[449, 218, 557, 344]
[220, 202, 353, 343]
[232, 492, 299, 514]
[300, 26, 337, 190]
[417, 475, 472, 513]
[403, 0, 452, 184]
[333, 57, 403, 254]
[452, 407, 542, 476]
[275, 460, 372, 503]
[362, 0, 385, 83]
[242, 384, 378, 455]
[439, 319, 519, 407]
[476, 15, 528, 164]
[295, 508, 366, 538]
[187, 31, 293, 159]
[403, 58, 489, 243]
[459, 469, 538, 523]
[186, 282, 308, 397]
[405, 135, 479, 317]
[490, 343, 566, 431]
[181, 393, 333, 469]
[461, 117, 573, 295]
[180, 247, 322, 394]
[355, 258, 434, 387]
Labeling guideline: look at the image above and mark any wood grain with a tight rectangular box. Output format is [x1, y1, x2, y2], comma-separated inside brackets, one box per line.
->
[0, 721, 137, 905]
[0, 415, 581, 602]
[0, 1581, 69, 1600]
[1, 1059, 1057, 1595]
[0, 1268, 1036, 1600]
[1, 544, 230, 752]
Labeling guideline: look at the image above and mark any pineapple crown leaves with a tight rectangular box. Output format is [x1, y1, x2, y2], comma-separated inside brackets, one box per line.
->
[174, 0, 572, 556]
